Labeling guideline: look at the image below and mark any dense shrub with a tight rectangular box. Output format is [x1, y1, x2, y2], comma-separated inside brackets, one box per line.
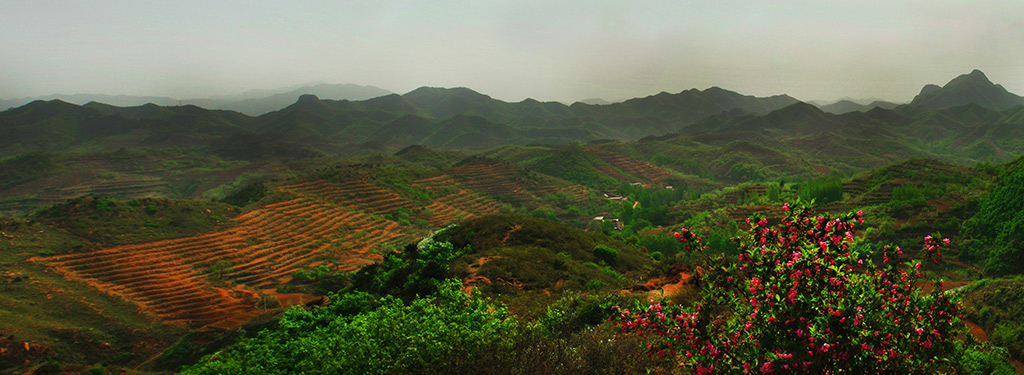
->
[183, 280, 518, 375]
[961, 162, 1024, 275]
[961, 276, 1024, 362]
[797, 175, 843, 206]
[638, 233, 688, 260]
[594, 245, 618, 264]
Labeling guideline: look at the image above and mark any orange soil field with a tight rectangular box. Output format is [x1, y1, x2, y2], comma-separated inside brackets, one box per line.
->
[278, 179, 417, 215]
[449, 163, 541, 201]
[37, 195, 418, 329]
[33, 170, 583, 329]
[411, 174, 504, 226]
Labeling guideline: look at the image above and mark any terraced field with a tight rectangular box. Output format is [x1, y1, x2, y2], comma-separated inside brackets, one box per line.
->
[0, 151, 289, 216]
[37, 196, 417, 329]
[411, 175, 505, 226]
[30, 167, 591, 329]
[585, 147, 674, 183]
[449, 163, 542, 203]
[278, 179, 417, 215]
[0, 171, 171, 216]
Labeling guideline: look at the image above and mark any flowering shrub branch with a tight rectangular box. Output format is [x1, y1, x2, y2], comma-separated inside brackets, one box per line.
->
[614, 204, 969, 374]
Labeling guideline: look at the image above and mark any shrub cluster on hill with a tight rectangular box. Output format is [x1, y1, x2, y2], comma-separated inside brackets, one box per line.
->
[961, 276, 1024, 361]
[961, 157, 1024, 275]
[32, 197, 236, 247]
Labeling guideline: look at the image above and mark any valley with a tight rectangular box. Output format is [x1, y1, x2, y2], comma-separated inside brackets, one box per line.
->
[1, 70, 1024, 374]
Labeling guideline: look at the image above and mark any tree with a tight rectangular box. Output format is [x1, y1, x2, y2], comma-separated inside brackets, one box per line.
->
[614, 204, 1002, 374]
[594, 244, 618, 264]
[209, 260, 233, 280]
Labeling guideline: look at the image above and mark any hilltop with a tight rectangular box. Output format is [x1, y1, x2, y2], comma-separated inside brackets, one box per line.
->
[911, 69, 1024, 111]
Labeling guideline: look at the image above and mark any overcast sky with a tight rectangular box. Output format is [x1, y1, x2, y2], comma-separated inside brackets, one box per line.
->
[2, 0, 1022, 103]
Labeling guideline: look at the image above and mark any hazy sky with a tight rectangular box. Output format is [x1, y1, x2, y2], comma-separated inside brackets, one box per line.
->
[2, 0, 1023, 103]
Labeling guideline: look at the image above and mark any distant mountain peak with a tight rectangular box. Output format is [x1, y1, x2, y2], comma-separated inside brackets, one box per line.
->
[22, 99, 85, 113]
[910, 69, 1023, 111]
[296, 94, 320, 104]
[918, 84, 942, 96]
[774, 101, 826, 116]
[947, 69, 993, 87]
[403, 86, 491, 102]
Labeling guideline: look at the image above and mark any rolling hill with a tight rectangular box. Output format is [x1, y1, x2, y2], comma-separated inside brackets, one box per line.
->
[3, 69, 1024, 372]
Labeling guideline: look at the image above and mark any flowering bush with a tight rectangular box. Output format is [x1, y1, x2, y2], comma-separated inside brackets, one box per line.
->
[614, 204, 976, 374]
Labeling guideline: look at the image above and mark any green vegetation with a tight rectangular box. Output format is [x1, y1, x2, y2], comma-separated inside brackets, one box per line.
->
[961, 157, 1024, 275]
[219, 180, 271, 207]
[0, 151, 57, 189]
[184, 280, 518, 375]
[349, 215, 652, 301]
[5, 151, 1019, 372]
[961, 276, 1024, 361]
[0, 216, 185, 374]
[4, 71, 1024, 372]
[797, 175, 843, 205]
[527, 145, 619, 189]
[593, 244, 617, 264]
[32, 197, 237, 247]
[184, 278, 673, 375]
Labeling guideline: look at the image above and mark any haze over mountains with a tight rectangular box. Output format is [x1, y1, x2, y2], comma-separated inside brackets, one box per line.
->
[2, 69, 1023, 219]
[0, 83, 393, 116]
[1, 70, 1022, 164]
[0, 85, 802, 156]
[816, 99, 900, 114]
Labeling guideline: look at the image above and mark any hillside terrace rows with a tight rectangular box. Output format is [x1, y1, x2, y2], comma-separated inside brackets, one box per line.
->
[449, 163, 542, 203]
[51, 178, 169, 197]
[422, 188, 504, 226]
[31, 167, 598, 328]
[283, 174, 509, 227]
[402, 174, 502, 226]
[0, 178, 170, 216]
[410, 174, 458, 192]
[37, 196, 415, 328]
[584, 147, 674, 183]
[278, 178, 417, 215]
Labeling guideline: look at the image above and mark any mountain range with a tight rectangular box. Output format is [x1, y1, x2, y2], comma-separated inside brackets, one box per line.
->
[815, 99, 900, 114]
[0, 85, 803, 157]
[0, 83, 392, 116]
[1, 70, 1021, 164]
